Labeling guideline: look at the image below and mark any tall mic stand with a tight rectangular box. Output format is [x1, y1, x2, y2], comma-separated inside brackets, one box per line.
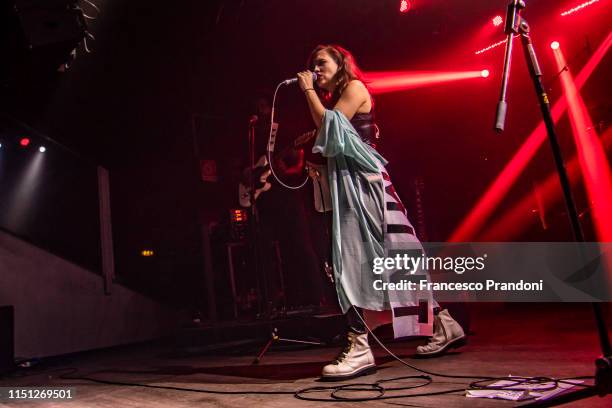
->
[494, 2, 611, 406]
[249, 84, 326, 364]
[247, 117, 269, 317]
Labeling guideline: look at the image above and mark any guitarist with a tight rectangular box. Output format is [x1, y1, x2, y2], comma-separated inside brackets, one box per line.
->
[239, 90, 331, 308]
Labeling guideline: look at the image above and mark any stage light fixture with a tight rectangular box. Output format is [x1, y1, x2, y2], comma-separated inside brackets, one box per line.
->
[20, 138, 30, 147]
[492, 15, 503, 26]
[481, 69, 490, 78]
[561, 0, 600, 16]
[399, 0, 411, 13]
[140, 250, 154, 257]
[38, 146, 46, 153]
[550, 41, 560, 50]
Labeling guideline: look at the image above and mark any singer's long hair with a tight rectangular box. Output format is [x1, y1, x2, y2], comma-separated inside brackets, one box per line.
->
[307, 44, 369, 107]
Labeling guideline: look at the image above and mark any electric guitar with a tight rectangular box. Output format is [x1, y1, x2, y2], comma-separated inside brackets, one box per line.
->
[239, 129, 317, 207]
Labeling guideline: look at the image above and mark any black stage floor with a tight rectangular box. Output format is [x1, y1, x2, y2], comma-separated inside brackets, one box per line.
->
[1, 303, 610, 407]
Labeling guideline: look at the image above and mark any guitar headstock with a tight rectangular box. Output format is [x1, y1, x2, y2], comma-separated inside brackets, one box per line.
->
[294, 129, 317, 147]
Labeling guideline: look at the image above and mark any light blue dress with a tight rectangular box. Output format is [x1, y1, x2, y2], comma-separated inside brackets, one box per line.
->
[313, 109, 436, 337]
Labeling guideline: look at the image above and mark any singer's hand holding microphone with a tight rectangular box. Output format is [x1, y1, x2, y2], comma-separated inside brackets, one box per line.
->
[296, 71, 316, 92]
[283, 71, 317, 90]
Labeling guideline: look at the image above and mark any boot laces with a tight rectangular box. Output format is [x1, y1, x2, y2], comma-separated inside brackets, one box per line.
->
[333, 335, 355, 364]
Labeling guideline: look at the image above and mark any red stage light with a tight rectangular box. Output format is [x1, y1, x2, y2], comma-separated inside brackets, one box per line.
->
[449, 30, 612, 242]
[492, 15, 503, 26]
[399, 0, 411, 13]
[561, 0, 600, 16]
[365, 70, 487, 94]
[553, 44, 612, 241]
[479, 127, 612, 241]
[20, 138, 30, 147]
[550, 41, 560, 50]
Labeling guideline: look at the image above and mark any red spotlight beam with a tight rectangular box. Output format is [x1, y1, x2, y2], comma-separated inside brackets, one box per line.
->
[478, 127, 612, 241]
[553, 44, 612, 241]
[480, 128, 612, 284]
[365, 70, 488, 95]
[449, 30, 612, 242]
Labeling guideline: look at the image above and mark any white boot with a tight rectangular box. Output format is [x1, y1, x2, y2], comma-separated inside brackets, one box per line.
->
[416, 309, 466, 357]
[321, 331, 376, 380]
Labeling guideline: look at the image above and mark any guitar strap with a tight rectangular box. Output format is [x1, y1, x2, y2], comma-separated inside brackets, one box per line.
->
[266, 122, 279, 154]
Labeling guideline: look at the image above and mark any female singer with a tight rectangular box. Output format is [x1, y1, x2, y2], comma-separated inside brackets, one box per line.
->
[297, 45, 465, 380]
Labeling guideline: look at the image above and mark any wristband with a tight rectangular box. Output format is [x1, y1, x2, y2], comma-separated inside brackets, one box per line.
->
[303, 88, 315, 93]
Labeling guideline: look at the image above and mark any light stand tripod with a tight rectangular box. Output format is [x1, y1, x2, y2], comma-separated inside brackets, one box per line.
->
[494, 1, 611, 406]
[253, 328, 323, 365]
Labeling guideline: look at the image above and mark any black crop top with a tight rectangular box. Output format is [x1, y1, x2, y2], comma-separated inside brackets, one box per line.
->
[350, 111, 379, 149]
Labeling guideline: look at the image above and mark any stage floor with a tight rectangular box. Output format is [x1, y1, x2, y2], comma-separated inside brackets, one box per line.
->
[1, 303, 610, 407]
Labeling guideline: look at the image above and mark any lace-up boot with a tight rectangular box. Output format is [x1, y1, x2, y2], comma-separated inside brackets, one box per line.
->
[321, 331, 376, 380]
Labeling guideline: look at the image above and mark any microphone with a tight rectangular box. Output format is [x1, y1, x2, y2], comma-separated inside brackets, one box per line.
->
[283, 72, 317, 85]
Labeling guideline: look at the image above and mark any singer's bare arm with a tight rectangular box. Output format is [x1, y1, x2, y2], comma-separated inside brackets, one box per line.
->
[304, 89, 325, 127]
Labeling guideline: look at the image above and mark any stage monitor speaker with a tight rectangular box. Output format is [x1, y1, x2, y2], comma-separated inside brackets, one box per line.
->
[0, 306, 15, 375]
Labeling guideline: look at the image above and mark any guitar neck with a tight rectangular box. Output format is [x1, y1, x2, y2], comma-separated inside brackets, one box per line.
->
[292, 129, 317, 148]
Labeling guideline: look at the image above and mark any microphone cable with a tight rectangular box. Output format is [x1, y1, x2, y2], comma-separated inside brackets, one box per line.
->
[293, 306, 595, 401]
[266, 81, 310, 191]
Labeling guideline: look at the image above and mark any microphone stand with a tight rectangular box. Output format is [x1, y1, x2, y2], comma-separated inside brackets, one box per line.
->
[494, 2, 611, 406]
[247, 117, 269, 317]
[250, 82, 326, 364]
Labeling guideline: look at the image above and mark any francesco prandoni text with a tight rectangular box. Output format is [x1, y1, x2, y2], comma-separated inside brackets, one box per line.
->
[371, 254, 543, 291]
[373, 280, 544, 292]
